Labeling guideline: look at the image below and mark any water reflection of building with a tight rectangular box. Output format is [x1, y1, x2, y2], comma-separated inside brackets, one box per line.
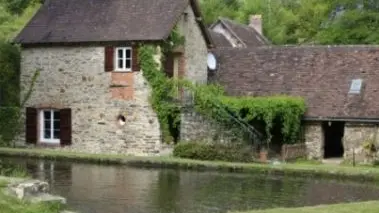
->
[67, 164, 159, 213]
[25, 159, 73, 192]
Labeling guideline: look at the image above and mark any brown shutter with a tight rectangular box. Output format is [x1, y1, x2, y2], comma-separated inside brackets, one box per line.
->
[105, 46, 114, 72]
[163, 52, 174, 78]
[60, 108, 72, 146]
[26, 107, 38, 144]
[132, 46, 140, 71]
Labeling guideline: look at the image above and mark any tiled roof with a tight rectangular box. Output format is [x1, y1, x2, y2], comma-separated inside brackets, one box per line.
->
[211, 18, 270, 47]
[14, 0, 212, 47]
[212, 46, 379, 119]
[208, 30, 232, 48]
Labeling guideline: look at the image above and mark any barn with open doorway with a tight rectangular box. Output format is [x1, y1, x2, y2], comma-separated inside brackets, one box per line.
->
[211, 45, 379, 163]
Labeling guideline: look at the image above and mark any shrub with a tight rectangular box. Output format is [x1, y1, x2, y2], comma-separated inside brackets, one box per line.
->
[173, 142, 255, 163]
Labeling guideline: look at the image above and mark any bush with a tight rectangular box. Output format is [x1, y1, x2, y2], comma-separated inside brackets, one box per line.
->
[173, 142, 255, 163]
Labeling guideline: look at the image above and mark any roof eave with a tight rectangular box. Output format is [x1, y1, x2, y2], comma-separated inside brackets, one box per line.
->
[303, 116, 379, 123]
[189, 0, 214, 49]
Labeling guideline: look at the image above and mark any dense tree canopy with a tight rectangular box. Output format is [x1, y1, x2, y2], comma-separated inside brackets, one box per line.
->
[200, 0, 379, 44]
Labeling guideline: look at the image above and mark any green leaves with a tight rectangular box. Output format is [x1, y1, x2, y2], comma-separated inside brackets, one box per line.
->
[201, 0, 379, 45]
[139, 44, 181, 143]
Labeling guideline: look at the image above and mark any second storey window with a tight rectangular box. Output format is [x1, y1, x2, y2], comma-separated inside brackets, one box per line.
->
[115, 47, 132, 71]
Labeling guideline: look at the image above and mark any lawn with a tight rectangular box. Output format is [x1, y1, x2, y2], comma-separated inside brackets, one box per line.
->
[0, 180, 63, 213]
[1, 147, 379, 182]
[230, 201, 379, 213]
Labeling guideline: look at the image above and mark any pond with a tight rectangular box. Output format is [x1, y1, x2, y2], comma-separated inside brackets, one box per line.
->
[2, 157, 379, 213]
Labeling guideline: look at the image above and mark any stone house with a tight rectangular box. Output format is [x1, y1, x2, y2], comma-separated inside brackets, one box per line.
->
[209, 16, 270, 48]
[211, 45, 379, 161]
[14, 0, 213, 155]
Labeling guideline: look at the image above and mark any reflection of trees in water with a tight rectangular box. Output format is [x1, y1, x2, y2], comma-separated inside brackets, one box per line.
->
[150, 169, 181, 213]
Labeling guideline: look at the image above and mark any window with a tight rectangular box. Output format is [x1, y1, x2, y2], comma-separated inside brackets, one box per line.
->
[349, 79, 363, 94]
[115, 47, 132, 71]
[40, 109, 60, 144]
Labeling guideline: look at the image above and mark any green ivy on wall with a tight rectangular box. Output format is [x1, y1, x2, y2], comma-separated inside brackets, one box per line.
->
[138, 28, 306, 145]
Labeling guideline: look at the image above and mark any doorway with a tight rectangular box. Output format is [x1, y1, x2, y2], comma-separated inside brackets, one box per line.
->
[322, 121, 345, 158]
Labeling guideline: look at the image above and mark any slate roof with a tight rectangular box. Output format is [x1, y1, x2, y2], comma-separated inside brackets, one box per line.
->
[208, 30, 232, 48]
[14, 0, 212, 47]
[212, 46, 379, 119]
[210, 18, 270, 47]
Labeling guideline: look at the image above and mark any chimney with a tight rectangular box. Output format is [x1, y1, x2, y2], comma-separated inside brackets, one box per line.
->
[249, 15, 263, 35]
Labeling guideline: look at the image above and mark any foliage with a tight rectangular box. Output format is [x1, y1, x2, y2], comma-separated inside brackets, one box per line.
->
[138, 28, 184, 143]
[140, 36, 305, 145]
[0, 159, 27, 177]
[0, 41, 39, 147]
[0, 1, 40, 41]
[0, 42, 20, 146]
[173, 142, 255, 162]
[200, 0, 379, 45]
[0, 41, 20, 106]
[220, 96, 306, 144]
[183, 82, 306, 145]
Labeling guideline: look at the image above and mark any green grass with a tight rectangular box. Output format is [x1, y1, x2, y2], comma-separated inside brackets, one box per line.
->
[0, 179, 63, 213]
[230, 201, 379, 213]
[1, 147, 379, 182]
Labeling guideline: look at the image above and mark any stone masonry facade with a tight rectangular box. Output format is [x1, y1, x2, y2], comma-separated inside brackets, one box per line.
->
[177, 6, 215, 142]
[303, 121, 379, 161]
[20, 47, 161, 155]
[19, 5, 210, 156]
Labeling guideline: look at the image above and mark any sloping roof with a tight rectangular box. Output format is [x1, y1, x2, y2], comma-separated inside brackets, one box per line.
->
[208, 30, 232, 48]
[212, 46, 379, 119]
[210, 18, 270, 47]
[14, 0, 213, 47]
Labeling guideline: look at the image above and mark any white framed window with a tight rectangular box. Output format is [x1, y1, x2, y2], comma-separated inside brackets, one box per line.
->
[40, 109, 60, 144]
[115, 47, 132, 72]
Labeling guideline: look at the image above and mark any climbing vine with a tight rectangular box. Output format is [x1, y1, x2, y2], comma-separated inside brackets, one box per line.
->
[137, 27, 185, 143]
[139, 27, 306, 145]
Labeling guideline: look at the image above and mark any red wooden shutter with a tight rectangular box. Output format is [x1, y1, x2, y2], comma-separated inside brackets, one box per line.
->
[60, 108, 72, 146]
[105, 46, 114, 72]
[163, 53, 174, 78]
[132, 46, 140, 71]
[25, 107, 37, 144]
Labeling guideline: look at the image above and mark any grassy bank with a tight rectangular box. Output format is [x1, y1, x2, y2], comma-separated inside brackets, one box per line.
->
[0, 179, 63, 213]
[230, 201, 379, 213]
[0, 148, 379, 182]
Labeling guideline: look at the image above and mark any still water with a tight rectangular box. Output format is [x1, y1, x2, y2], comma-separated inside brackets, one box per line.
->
[2, 157, 379, 213]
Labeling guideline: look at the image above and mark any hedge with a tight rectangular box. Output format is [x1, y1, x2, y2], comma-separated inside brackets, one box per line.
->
[173, 142, 255, 163]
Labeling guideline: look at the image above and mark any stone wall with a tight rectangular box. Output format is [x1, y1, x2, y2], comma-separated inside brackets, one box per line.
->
[177, 6, 208, 85]
[281, 143, 307, 161]
[344, 123, 379, 162]
[303, 122, 323, 159]
[180, 110, 240, 143]
[177, 6, 213, 142]
[301, 121, 379, 162]
[20, 47, 162, 156]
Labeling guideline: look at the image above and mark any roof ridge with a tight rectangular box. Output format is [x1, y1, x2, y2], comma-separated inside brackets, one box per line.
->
[218, 18, 247, 47]
[220, 17, 271, 44]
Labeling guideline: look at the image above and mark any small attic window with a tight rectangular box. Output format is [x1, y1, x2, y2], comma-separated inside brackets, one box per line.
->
[349, 79, 363, 94]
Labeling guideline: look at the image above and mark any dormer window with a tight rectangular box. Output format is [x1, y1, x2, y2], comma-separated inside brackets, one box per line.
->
[115, 47, 132, 72]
